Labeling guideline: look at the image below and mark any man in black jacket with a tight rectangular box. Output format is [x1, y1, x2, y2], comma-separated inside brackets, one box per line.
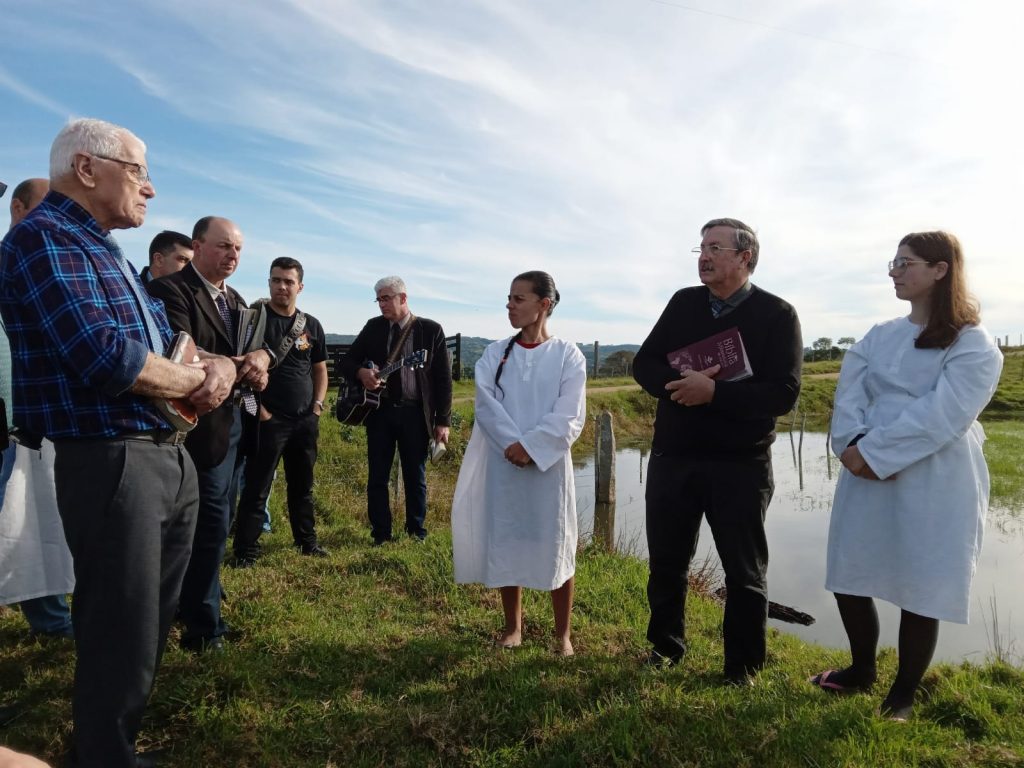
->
[633, 217, 802, 684]
[339, 276, 452, 545]
[147, 216, 272, 653]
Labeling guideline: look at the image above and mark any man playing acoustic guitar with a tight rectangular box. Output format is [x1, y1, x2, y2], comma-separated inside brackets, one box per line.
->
[339, 276, 452, 546]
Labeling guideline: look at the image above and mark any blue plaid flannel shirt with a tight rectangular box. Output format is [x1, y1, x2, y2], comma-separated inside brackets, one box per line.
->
[0, 191, 174, 438]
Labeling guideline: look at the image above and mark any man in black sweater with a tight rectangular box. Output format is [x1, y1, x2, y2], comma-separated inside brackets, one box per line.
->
[633, 217, 802, 684]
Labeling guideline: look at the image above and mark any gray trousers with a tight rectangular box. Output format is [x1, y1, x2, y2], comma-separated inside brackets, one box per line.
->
[54, 436, 198, 768]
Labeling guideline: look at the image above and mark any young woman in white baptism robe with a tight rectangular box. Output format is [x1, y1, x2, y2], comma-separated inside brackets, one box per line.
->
[810, 231, 1003, 721]
[452, 271, 586, 656]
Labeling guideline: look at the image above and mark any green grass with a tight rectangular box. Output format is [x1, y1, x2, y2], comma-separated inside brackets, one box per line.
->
[2, 403, 1024, 766]
[983, 421, 1024, 508]
[802, 360, 843, 375]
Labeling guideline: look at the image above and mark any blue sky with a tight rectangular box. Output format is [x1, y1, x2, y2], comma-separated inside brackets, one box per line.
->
[2, 0, 1020, 345]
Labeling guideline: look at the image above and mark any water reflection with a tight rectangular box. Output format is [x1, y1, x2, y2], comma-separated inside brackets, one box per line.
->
[574, 433, 1024, 664]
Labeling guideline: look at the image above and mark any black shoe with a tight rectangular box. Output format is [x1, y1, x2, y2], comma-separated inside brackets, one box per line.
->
[371, 536, 392, 547]
[30, 627, 74, 641]
[723, 672, 755, 687]
[136, 748, 169, 767]
[0, 702, 20, 727]
[300, 544, 329, 558]
[644, 649, 681, 668]
[230, 555, 259, 569]
[723, 664, 760, 687]
[180, 635, 225, 654]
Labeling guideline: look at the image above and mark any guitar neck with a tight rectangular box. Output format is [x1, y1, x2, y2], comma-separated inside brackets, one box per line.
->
[379, 358, 408, 378]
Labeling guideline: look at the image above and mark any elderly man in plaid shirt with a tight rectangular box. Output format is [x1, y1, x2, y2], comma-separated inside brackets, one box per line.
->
[0, 119, 236, 768]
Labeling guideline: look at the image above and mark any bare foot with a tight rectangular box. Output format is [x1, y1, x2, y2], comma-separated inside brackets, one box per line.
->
[553, 637, 574, 656]
[496, 630, 521, 649]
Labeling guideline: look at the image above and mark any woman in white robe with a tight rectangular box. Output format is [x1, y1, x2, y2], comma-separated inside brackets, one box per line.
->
[452, 271, 586, 655]
[811, 231, 1003, 720]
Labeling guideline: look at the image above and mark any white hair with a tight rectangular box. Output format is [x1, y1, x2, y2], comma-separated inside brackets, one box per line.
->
[374, 275, 406, 295]
[49, 118, 145, 181]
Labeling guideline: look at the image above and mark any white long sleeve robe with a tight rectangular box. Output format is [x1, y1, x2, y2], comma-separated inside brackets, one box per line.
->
[452, 337, 586, 590]
[825, 318, 1003, 622]
[0, 440, 75, 604]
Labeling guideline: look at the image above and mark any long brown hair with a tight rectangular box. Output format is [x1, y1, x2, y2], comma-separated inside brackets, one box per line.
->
[900, 231, 979, 349]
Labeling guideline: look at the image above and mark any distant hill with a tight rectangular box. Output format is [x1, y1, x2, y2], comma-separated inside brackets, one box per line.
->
[324, 332, 639, 378]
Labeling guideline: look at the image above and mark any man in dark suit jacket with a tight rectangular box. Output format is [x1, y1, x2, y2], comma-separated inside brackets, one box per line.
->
[147, 216, 272, 652]
[338, 276, 452, 546]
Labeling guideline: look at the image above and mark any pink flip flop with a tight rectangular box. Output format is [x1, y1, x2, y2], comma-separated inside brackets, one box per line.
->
[809, 669, 864, 694]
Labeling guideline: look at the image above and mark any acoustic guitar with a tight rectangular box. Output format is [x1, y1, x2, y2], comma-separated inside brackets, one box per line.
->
[336, 349, 429, 426]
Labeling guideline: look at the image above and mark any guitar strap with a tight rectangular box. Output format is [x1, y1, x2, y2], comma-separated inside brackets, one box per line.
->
[276, 310, 307, 360]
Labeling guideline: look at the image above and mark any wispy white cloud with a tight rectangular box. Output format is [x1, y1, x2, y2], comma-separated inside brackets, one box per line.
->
[0, 65, 71, 117]
[3, 0, 1021, 343]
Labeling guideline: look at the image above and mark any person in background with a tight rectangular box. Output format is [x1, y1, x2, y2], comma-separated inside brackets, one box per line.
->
[147, 216, 273, 653]
[140, 229, 192, 283]
[232, 257, 329, 565]
[812, 231, 1003, 720]
[338, 276, 452, 546]
[632, 217, 802, 684]
[0, 178, 73, 640]
[452, 271, 586, 655]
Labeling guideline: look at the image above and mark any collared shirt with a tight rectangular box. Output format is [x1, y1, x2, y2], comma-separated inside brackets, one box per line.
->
[190, 262, 231, 304]
[389, 311, 419, 401]
[708, 280, 754, 319]
[0, 191, 174, 438]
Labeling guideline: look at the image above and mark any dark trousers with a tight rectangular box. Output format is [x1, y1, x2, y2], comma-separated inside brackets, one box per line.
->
[365, 403, 428, 540]
[179, 406, 242, 643]
[54, 437, 198, 768]
[234, 411, 320, 558]
[645, 451, 773, 676]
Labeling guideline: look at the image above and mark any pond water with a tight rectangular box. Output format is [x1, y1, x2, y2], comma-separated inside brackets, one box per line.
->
[574, 432, 1024, 664]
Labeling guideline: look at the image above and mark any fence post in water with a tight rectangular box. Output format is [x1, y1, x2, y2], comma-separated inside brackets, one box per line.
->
[594, 411, 616, 550]
[595, 411, 616, 504]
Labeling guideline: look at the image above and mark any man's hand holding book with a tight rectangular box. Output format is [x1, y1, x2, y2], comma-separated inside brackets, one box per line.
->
[666, 364, 720, 406]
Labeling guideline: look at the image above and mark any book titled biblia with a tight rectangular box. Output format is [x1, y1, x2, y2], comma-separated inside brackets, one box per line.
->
[666, 326, 753, 382]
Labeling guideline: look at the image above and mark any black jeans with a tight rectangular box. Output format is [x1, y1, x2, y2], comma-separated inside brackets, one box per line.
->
[365, 403, 429, 541]
[234, 411, 320, 558]
[54, 437, 198, 768]
[645, 451, 773, 676]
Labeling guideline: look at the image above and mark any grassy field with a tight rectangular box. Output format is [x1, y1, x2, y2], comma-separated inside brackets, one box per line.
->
[2, 376, 1023, 767]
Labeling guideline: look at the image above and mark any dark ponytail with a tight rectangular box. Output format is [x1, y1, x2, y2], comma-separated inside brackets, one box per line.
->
[493, 332, 522, 399]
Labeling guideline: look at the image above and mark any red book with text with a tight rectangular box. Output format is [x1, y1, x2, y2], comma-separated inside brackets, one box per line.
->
[154, 331, 200, 432]
[667, 326, 753, 382]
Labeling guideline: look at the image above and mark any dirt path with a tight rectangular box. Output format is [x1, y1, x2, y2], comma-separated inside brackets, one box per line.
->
[453, 382, 643, 404]
[454, 375, 838, 404]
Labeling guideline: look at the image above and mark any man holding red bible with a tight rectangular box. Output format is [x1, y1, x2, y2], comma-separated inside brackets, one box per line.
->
[633, 217, 802, 684]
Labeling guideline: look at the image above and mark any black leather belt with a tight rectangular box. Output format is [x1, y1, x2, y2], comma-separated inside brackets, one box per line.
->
[122, 429, 189, 446]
